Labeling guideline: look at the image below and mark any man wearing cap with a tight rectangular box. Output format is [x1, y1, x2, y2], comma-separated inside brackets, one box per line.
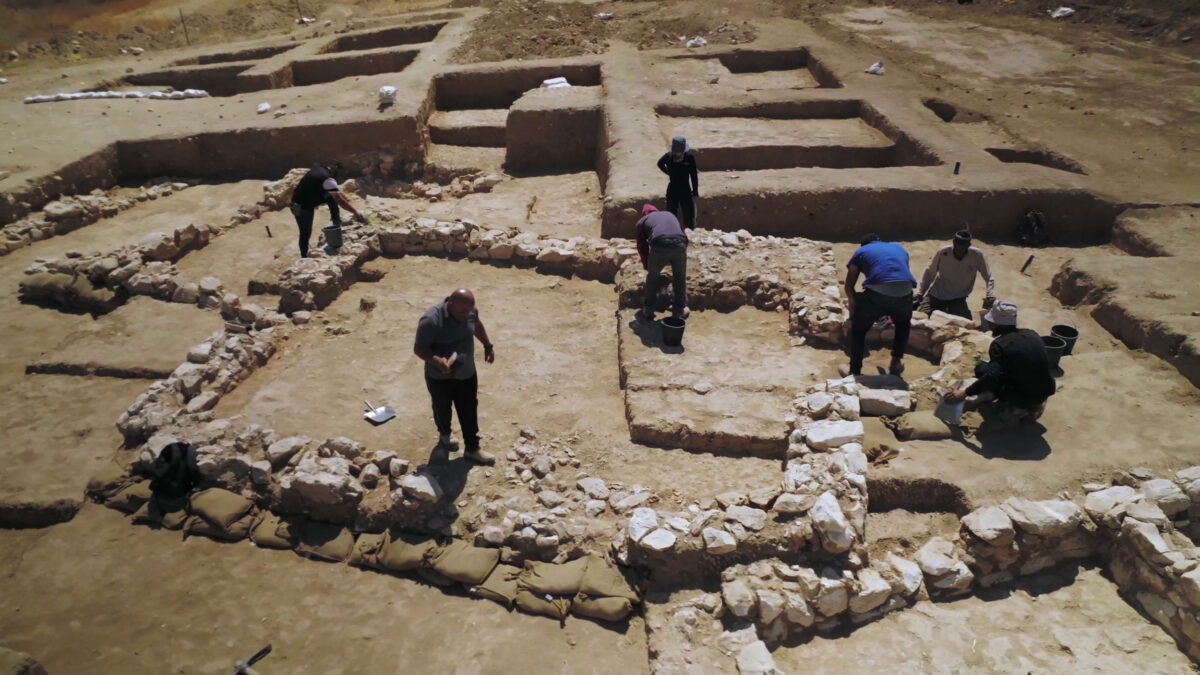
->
[943, 301, 1055, 427]
[914, 230, 996, 320]
[289, 162, 367, 257]
[844, 234, 918, 376]
[635, 204, 689, 321]
[656, 136, 699, 229]
[413, 288, 496, 465]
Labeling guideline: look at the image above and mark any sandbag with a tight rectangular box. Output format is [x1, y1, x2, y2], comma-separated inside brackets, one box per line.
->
[519, 556, 591, 596]
[189, 488, 255, 529]
[295, 521, 355, 562]
[184, 512, 254, 541]
[250, 512, 296, 550]
[418, 567, 456, 586]
[862, 416, 902, 461]
[106, 481, 153, 513]
[890, 410, 953, 441]
[577, 555, 639, 603]
[349, 532, 387, 568]
[132, 495, 188, 530]
[87, 463, 131, 501]
[515, 589, 571, 621]
[377, 533, 439, 573]
[572, 594, 634, 622]
[429, 540, 501, 586]
[476, 564, 521, 607]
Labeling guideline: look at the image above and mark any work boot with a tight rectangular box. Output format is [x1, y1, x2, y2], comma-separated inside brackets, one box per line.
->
[889, 357, 905, 376]
[463, 448, 495, 465]
[637, 309, 655, 323]
[437, 433, 459, 450]
[672, 306, 690, 319]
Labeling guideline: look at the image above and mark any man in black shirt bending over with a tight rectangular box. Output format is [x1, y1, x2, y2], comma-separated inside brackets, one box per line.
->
[289, 163, 366, 257]
[656, 136, 699, 229]
[943, 301, 1055, 428]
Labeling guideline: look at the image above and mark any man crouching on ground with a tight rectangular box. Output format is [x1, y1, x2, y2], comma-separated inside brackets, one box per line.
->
[414, 288, 495, 465]
[635, 204, 689, 322]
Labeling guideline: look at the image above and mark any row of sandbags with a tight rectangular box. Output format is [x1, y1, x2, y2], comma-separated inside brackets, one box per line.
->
[102, 482, 641, 623]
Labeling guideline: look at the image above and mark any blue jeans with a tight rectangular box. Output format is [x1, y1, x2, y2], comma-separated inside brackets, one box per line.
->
[644, 240, 687, 315]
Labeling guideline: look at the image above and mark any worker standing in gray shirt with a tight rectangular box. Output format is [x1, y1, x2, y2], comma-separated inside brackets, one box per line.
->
[914, 230, 996, 320]
[413, 288, 495, 465]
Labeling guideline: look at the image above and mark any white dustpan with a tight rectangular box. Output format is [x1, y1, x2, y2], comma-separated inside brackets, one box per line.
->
[363, 400, 396, 425]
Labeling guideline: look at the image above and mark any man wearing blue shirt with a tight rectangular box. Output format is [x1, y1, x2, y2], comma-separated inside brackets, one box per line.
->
[843, 234, 917, 376]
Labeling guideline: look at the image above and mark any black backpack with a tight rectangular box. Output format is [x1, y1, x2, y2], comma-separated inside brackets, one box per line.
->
[149, 442, 198, 501]
[1018, 210, 1050, 247]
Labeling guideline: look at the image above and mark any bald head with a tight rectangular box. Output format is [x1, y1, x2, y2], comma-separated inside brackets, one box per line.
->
[446, 288, 476, 320]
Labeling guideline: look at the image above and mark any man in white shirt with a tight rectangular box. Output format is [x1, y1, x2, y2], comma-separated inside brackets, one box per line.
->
[915, 230, 995, 320]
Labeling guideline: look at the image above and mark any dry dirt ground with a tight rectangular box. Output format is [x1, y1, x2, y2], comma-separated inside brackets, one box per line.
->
[1, 0, 1199, 672]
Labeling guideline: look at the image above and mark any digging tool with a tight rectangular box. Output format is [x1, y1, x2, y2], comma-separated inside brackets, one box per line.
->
[363, 400, 396, 425]
[1019, 254, 1035, 276]
[233, 644, 271, 675]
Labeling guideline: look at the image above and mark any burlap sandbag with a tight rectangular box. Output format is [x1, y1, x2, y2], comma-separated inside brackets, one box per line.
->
[429, 540, 501, 586]
[106, 481, 153, 514]
[572, 594, 635, 622]
[377, 533, 439, 573]
[515, 589, 571, 621]
[577, 555, 639, 603]
[132, 495, 188, 530]
[250, 512, 296, 550]
[349, 532, 387, 568]
[418, 567, 456, 586]
[184, 511, 255, 541]
[476, 564, 521, 607]
[890, 410, 953, 441]
[295, 521, 355, 563]
[519, 556, 591, 596]
[862, 416, 902, 458]
[189, 488, 255, 529]
[87, 463, 131, 501]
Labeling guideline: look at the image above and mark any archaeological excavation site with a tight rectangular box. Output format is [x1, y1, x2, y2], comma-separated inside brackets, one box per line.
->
[0, 0, 1198, 673]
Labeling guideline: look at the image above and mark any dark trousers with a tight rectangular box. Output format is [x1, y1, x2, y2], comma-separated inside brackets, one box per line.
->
[665, 191, 696, 229]
[644, 240, 687, 314]
[291, 201, 340, 257]
[925, 295, 971, 320]
[850, 289, 913, 375]
[425, 374, 479, 450]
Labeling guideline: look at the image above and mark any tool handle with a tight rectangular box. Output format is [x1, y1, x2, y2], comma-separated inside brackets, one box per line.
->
[247, 644, 272, 666]
[1019, 254, 1034, 274]
[364, 400, 375, 412]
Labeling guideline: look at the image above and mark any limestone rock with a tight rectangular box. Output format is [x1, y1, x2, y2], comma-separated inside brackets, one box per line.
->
[722, 579, 757, 618]
[736, 641, 778, 675]
[1084, 485, 1139, 519]
[811, 491, 855, 553]
[577, 476, 609, 500]
[886, 554, 924, 596]
[629, 507, 658, 543]
[849, 569, 891, 614]
[915, 537, 959, 577]
[1139, 478, 1190, 516]
[858, 388, 911, 417]
[280, 455, 364, 515]
[585, 499, 607, 517]
[813, 578, 848, 616]
[805, 419, 864, 450]
[784, 592, 814, 627]
[267, 436, 310, 467]
[1000, 497, 1083, 537]
[537, 490, 564, 507]
[703, 527, 737, 554]
[961, 506, 1015, 546]
[757, 589, 785, 625]
[773, 492, 811, 515]
[831, 394, 860, 421]
[726, 505, 768, 531]
[641, 528, 677, 552]
[804, 392, 834, 418]
[399, 472, 443, 503]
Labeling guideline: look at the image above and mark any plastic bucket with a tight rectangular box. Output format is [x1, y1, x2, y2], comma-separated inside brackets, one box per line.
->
[1050, 324, 1079, 356]
[661, 316, 686, 347]
[1042, 335, 1066, 371]
[322, 224, 344, 250]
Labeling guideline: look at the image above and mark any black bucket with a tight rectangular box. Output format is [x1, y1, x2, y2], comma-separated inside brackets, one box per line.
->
[1051, 324, 1079, 355]
[322, 224, 344, 250]
[661, 316, 686, 347]
[1042, 335, 1066, 371]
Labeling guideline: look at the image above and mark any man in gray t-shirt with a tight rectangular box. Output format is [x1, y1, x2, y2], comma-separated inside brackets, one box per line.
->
[413, 288, 495, 465]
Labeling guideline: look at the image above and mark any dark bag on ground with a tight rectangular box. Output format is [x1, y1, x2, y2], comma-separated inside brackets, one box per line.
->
[150, 442, 198, 501]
